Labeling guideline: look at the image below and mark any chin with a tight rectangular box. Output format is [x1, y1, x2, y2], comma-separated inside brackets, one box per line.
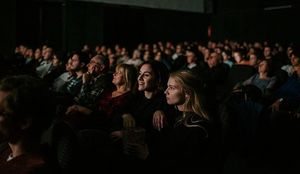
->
[138, 86, 144, 90]
[166, 99, 172, 105]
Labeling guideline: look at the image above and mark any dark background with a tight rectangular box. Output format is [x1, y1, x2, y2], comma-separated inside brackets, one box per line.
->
[1, 0, 299, 57]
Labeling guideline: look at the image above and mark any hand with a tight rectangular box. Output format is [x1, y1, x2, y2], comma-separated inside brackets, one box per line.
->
[153, 110, 165, 131]
[110, 130, 123, 142]
[82, 72, 92, 84]
[270, 99, 281, 112]
[122, 114, 136, 128]
[65, 105, 92, 115]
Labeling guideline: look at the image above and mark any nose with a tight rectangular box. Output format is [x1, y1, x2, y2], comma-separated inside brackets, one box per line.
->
[138, 74, 143, 81]
[164, 88, 168, 94]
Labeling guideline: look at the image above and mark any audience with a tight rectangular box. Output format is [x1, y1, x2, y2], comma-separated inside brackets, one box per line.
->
[1, 40, 299, 174]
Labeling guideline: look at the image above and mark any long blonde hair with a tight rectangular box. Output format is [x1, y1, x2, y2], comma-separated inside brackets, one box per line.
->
[170, 70, 208, 120]
[115, 63, 137, 91]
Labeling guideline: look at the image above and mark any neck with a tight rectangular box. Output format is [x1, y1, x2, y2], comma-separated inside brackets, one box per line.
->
[76, 71, 84, 78]
[176, 104, 185, 112]
[144, 91, 154, 99]
[8, 142, 25, 158]
[259, 72, 268, 79]
[116, 85, 127, 92]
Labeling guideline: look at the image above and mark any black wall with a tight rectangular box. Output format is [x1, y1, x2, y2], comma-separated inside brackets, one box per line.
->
[13, 0, 209, 54]
[103, 5, 209, 50]
[0, 0, 16, 58]
[211, 0, 300, 43]
[11, 0, 299, 57]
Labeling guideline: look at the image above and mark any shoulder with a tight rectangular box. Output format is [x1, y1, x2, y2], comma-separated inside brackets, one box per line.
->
[185, 112, 209, 138]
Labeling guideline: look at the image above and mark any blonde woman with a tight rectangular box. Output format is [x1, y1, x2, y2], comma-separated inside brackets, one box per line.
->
[133, 70, 218, 173]
[158, 70, 216, 172]
[65, 63, 137, 131]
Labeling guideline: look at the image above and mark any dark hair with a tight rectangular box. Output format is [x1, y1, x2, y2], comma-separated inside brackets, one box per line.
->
[140, 61, 169, 92]
[72, 50, 90, 66]
[97, 55, 110, 72]
[291, 45, 300, 58]
[260, 58, 275, 77]
[0, 75, 53, 143]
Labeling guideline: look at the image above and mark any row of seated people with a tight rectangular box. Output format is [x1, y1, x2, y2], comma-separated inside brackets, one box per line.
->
[0, 40, 300, 173]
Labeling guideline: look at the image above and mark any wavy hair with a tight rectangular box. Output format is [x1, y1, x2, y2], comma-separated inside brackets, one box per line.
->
[115, 63, 137, 91]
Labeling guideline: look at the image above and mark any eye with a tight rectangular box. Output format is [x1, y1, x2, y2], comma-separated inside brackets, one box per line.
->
[168, 86, 175, 90]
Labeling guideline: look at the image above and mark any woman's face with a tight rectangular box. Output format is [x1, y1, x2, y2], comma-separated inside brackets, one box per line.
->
[249, 54, 258, 66]
[112, 67, 124, 86]
[138, 64, 155, 91]
[164, 77, 185, 105]
[291, 55, 300, 66]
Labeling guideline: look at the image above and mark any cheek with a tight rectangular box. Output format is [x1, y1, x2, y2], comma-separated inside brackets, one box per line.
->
[144, 78, 155, 88]
[167, 91, 185, 105]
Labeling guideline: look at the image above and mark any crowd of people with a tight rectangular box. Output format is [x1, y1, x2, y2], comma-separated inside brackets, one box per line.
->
[0, 40, 299, 173]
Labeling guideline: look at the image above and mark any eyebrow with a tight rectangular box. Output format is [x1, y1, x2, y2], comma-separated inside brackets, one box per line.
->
[167, 84, 177, 87]
[139, 71, 152, 74]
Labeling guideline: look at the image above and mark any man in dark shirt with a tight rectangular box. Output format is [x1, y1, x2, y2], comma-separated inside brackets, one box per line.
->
[74, 55, 113, 109]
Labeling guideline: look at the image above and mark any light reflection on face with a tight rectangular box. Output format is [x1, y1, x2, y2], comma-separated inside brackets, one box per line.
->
[138, 64, 155, 91]
[164, 77, 185, 106]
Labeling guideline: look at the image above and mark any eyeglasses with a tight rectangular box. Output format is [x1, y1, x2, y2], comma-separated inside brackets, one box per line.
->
[89, 60, 102, 67]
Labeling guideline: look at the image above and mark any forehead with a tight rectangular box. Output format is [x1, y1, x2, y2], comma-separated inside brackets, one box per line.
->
[294, 66, 300, 71]
[91, 56, 101, 63]
[186, 51, 194, 56]
[167, 77, 178, 85]
[72, 54, 79, 60]
[115, 66, 124, 72]
[140, 64, 153, 72]
[259, 60, 267, 65]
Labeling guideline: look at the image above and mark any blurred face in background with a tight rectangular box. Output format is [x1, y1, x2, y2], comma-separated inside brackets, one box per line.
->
[34, 48, 42, 60]
[258, 60, 268, 74]
[186, 51, 196, 64]
[70, 54, 82, 71]
[208, 52, 219, 68]
[43, 48, 53, 60]
[291, 54, 300, 66]
[293, 65, 300, 77]
[249, 53, 258, 66]
[52, 54, 61, 66]
[87, 56, 102, 75]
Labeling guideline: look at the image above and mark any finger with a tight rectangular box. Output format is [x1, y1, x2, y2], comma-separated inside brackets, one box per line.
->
[153, 118, 158, 129]
[159, 116, 164, 128]
[152, 116, 156, 127]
